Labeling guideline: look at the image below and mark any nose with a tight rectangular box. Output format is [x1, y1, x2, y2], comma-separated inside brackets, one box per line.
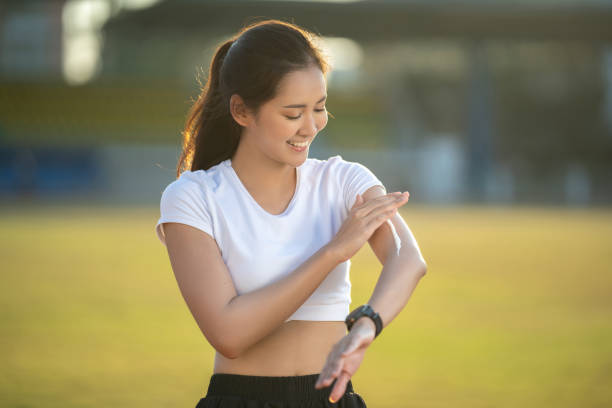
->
[301, 112, 321, 136]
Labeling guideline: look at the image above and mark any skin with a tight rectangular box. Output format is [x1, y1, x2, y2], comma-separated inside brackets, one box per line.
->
[201, 64, 426, 403]
[315, 186, 427, 403]
[216, 65, 343, 376]
[228, 64, 328, 210]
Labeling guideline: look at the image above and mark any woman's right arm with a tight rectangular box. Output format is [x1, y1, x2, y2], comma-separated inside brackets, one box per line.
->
[162, 191, 408, 359]
[163, 222, 340, 359]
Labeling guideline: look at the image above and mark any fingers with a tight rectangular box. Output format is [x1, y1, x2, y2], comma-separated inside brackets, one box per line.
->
[352, 192, 397, 212]
[356, 192, 409, 219]
[364, 193, 409, 230]
[350, 193, 364, 210]
[315, 359, 342, 389]
[365, 207, 397, 232]
[315, 336, 353, 390]
[328, 371, 351, 404]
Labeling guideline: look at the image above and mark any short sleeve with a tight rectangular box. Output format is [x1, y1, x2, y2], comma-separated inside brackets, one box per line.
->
[155, 178, 214, 246]
[332, 155, 386, 211]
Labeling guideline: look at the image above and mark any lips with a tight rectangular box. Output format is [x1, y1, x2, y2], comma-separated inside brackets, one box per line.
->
[287, 141, 308, 152]
[287, 140, 310, 147]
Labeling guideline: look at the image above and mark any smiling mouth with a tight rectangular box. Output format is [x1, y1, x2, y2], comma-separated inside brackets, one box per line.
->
[287, 140, 310, 148]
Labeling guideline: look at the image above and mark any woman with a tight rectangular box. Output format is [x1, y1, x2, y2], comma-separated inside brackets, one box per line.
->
[155, 19, 427, 408]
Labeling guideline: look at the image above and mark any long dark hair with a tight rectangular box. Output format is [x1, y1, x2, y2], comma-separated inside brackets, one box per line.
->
[176, 19, 333, 177]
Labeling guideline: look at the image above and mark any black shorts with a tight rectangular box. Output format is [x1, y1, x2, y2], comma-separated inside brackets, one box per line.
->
[195, 372, 368, 407]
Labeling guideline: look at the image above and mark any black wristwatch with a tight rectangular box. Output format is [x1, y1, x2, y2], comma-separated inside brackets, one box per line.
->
[345, 304, 383, 339]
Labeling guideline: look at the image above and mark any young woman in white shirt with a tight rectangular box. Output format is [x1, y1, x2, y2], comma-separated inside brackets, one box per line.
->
[155, 19, 427, 408]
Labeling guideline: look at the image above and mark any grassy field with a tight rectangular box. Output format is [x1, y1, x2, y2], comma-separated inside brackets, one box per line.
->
[1, 204, 611, 408]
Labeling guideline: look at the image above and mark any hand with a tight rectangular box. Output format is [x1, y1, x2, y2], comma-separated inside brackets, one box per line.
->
[328, 191, 410, 263]
[314, 317, 377, 403]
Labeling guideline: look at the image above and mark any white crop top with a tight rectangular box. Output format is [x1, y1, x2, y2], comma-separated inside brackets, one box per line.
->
[155, 155, 385, 321]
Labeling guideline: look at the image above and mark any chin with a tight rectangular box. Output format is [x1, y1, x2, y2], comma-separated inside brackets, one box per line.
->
[286, 157, 307, 169]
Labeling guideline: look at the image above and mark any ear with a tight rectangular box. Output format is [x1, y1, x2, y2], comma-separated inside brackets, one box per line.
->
[229, 94, 254, 128]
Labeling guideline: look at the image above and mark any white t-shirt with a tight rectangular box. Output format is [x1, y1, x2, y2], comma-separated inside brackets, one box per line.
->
[155, 155, 385, 321]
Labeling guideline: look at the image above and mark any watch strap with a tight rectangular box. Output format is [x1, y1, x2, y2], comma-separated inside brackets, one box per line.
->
[345, 304, 383, 338]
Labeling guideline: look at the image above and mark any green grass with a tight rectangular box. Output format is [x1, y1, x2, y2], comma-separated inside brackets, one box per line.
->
[1, 204, 611, 407]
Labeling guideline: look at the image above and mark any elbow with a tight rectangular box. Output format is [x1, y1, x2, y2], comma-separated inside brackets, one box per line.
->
[210, 300, 254, 359]
[211, 337, 242, 359]
[210, 328, 245, 359]
[408, 258, 427, 277]
[202, 321, 243, 359]
[212, 336, 239, 359]
[218, 346, 241, 360]
[398, 253, 427, 277]
[413, 255, 427, 276]
[213, 320, 251, 359]
[419, 262, 428, 276]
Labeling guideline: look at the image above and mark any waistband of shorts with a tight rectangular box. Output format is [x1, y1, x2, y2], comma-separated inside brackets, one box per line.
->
[205, 372, 354, 402]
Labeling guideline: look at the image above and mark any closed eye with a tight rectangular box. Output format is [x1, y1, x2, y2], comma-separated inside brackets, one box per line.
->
[286, 107, 327, 120]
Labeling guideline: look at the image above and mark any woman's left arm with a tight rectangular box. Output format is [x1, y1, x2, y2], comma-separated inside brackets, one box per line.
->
[315, 185, 427, 402]
[364, 184, 428, 327]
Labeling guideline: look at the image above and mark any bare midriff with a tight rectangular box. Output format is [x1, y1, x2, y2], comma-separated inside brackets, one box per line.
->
[214, 320, 347, 376]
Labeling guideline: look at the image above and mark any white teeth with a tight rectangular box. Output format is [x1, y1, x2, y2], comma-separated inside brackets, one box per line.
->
[288, 141, 309, 147]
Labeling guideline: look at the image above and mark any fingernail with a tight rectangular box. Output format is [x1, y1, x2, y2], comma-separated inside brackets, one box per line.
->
[329, 396, 336, 403]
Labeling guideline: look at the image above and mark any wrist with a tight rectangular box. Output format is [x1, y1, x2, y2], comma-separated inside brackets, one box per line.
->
[351, 316, 376, 340]
[345, 304, 383, 339]
[323, 242, 345, 264]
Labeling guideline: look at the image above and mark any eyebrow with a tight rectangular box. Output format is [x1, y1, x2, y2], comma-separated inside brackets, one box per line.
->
[282, 95, 327, 108]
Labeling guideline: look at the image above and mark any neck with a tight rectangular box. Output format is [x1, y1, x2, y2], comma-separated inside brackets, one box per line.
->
[230, 139, 298, 197]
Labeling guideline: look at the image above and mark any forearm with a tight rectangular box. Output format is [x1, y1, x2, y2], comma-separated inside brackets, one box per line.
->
[221, 244, 341, 357]
[367, 253, 427, 330]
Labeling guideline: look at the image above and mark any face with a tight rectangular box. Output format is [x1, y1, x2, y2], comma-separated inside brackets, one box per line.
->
[232, 65, 329, 167]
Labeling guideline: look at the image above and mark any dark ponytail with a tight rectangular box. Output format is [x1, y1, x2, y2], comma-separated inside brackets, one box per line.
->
[176, 19, 331, 177]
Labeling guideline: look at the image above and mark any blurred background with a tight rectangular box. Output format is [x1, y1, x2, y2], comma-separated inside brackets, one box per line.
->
[1, 0, 611, 407]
